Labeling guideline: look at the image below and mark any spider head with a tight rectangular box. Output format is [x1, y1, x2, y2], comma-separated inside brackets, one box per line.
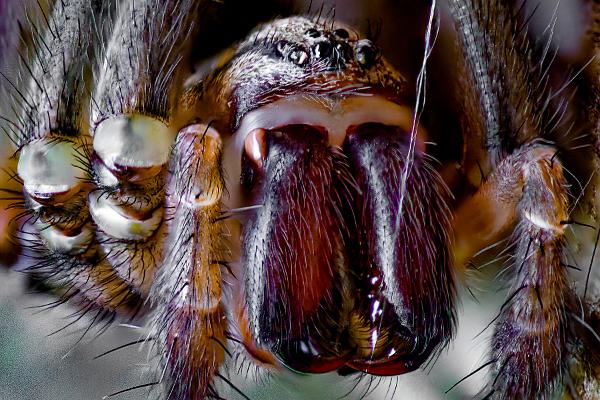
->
[187, 15, 456, 377]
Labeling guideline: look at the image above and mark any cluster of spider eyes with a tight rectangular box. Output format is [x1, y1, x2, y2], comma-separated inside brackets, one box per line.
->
[273, 27, 378, 69]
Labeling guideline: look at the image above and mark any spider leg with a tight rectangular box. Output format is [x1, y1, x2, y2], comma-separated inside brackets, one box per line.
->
[458, 143, 574, 399]
[89, 0, 229, 397]
[8, 0, 142, 316]
[590, 0, 600, 148]
[9, 0, 228, 397]
[567, 2, 600, 397]
[149, 123, 227, 400]
[449, 0, 584, 398]
[87, 0, 198, 295]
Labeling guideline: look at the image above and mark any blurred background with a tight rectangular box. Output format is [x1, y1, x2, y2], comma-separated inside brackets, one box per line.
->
[0, 0, 591, 399]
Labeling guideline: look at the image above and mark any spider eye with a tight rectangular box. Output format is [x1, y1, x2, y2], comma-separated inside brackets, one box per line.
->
[274, 40, 310, 66]
[333, 28, 349, 39]
[274, 39, 289, 56]
[312, 40, 333, 59]
[305, 28, 321, 38]
[288, 47, 309, 66]
[355, 39, 378, 68]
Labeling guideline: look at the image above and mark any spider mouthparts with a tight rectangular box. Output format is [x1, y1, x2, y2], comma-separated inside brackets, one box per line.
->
[345, 294, 439, 376]
[242, 124, 346, 345]
[244, 128, 267, 168]
[275, 335, 352, 374]
[342, 122, 456, 374]
[236, 120, 455, 376]
[233, 94, 425, 152]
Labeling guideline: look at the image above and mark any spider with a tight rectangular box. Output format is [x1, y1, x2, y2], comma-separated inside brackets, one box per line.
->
[0, 0, 599, 399]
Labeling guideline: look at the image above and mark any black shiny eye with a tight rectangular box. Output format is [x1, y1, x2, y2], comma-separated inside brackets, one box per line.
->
[313, 42, 333, 58]
[334, 28, 349, 39]
[313, 41, 333, 59]
[305, 28, 321, 38]
[336, 43, 352, 63]
[274, 40, 309, 66]
[288, 46, 309, 66]
[355, 39, 378, 68]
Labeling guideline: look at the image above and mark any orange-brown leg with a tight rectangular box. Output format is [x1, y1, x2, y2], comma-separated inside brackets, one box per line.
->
[150, 123, 227, 399]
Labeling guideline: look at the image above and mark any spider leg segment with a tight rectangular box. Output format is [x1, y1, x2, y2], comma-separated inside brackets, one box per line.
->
[89, 114, 170, 294]
[149, 123, 227, 400]
[10, 0, 226, 396]
[456, 144, 574, 399]
[448, 0, 589, 398]
[88, 0, 195, 295]
[87, 0, 228, 395]
[567, 2, 600, 397]
[11, 0, 141, 315]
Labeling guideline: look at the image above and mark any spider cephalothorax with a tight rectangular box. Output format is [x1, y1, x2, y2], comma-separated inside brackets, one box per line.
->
[177, 16, 456, 377]
[1, 1, 600, 399]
